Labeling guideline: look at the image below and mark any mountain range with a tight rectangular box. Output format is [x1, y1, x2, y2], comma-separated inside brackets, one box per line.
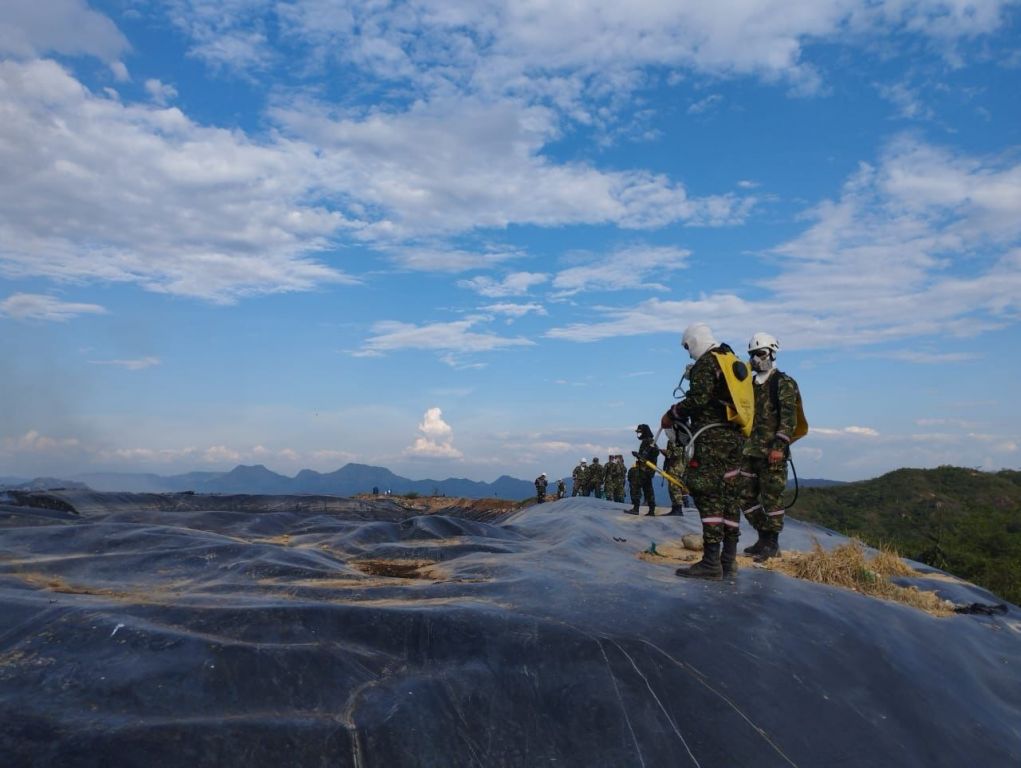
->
[2, 464, 538, 500]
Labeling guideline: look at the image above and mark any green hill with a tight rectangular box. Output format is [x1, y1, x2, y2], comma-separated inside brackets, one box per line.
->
[788, 466, 1021, 605]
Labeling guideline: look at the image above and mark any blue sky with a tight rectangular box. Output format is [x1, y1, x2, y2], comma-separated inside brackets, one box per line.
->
[2, 0, 1020, 484]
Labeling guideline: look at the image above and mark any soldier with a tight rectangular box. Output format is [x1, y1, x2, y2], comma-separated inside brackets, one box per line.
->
[603, 455, 626, 503]
[556, 478, 566, 499]
[632, 425, 658, 515]
[626, 461, 639, 506]
[571, 459, 587, 496]
[661, 323, 746, 579]
[735, 332, 806, 562]
[534, 472, 548, 503]
[585, 457, 603, 498]
[661, 433, 689, 515]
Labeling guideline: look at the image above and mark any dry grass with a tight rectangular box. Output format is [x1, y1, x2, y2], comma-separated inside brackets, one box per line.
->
[638, 537, 956, 617]
[767, 540, 955, 616]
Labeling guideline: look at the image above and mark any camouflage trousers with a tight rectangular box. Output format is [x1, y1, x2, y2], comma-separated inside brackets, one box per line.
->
[685, 427, 744, 545]
[663, 443, 687, 508]
[731, 455, 788, 534]
[605, 480, 625, 503]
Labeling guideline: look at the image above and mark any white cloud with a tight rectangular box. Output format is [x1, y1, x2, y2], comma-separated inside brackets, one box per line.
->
[551, 245, 692, 296]
[687, 93, 722, 115]
[355, 316, 534, 357]
[0, 59, 357, 303]
[88, 356, 161, 370]
[458, 271, 549, 297]
[0, 0, 129, 62]
[387, 246, 522, 272]
[547, 138, 1021, 348]
[405, 406, 463, 458]
[2, 429, 80, 453]
[144, 78, 178, 105]
[875, 81, 933, 120]
[274, 96, 752, 239]
[186, 0, 1018, 98]
[0, 293, 107, 322]
[479, 302, 547, 318]
[812, 426, 880, 437]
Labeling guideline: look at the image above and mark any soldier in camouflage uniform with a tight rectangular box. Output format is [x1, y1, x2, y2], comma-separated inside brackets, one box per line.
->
[585, 457, 603, 498]
[733, 332, 801, 562]
[571, 459, 587, 496]
[534, 473, 548, 503]
[626, 462, 639, 505]
[662, 323, 745, 579]
[556, 478, 566, 499]
[603, 455, 626, 503]
[661, 434, 689, 515]
[632, 425, 658, 515]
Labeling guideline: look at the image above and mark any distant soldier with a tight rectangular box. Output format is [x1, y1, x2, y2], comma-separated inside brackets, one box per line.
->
[571, 459, 587, 496]
[585, 457, 604, 498]
[735, 333, 806, 563]
[534, 472, 548, 503]
[632, 425, 658, 516]
[604, 455, 626, 503]
[556, 478, 566, 499]
[627, 462, 639, 505]
[661, 433, 689, 515]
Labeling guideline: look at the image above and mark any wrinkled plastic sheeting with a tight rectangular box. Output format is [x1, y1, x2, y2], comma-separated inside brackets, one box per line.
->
[0, 493, 1019, 768]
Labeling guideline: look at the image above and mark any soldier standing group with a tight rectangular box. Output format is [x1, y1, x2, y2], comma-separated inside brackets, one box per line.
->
[659, 323, 805, 580]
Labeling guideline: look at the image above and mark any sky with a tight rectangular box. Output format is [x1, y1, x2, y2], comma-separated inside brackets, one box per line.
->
[2, 0, 1020, 484]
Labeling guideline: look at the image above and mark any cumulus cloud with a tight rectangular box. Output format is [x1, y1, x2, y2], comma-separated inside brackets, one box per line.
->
[551, 245, 692, 296]
[0, 60, 357, 303]
[0, 293, 107, 322]
[168, 0, 1017, 98]
[0, 0, 129, 62]
[2, 429, 80, 453]
[480, 302, 547, 318]
[144, 78, 178, 105]
[405, 406, 462, 458]
[458, 271, 549, 297]
[354, 316, 533, 359]
[546, 137, 1021, 348]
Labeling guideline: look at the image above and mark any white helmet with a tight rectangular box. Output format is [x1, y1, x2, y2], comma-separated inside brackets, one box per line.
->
[541, 472, 546, 477]
[748, 332, 779, 356]
[580, 458, 587, 464]
[681, 323, 717, 360]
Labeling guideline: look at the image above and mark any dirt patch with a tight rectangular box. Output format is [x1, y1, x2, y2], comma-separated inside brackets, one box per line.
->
[351, 558, 443, 580]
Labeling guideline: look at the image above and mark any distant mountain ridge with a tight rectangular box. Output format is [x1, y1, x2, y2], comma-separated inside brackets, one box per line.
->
[57, 463, 538, 500]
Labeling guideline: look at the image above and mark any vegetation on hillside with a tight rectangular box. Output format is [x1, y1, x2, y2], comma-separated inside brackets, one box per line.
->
[789, 466, 1021, 605]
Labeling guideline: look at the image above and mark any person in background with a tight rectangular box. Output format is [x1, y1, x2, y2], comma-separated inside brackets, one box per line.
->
[572, 459, 587, 496]
[632, 424, 658, 516]
[534, 472, 548, 503]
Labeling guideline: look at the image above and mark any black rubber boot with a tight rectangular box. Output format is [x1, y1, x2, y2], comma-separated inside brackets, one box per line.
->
[646, 505, 656, 517]
[743, 530, 767, 556]
[676, 542, 722, 580]
[753, 531, 780, 563]
[667, 504, 684, 516]
[721, 538, 738, 577]
[630, 504, 640, 515]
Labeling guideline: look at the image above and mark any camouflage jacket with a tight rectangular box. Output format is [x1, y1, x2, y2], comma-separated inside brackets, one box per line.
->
[669, 345, 738, 431]
[585, 462, 604, 486]
[605, 461, 625, 485]
[744, 370, 800, 458]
